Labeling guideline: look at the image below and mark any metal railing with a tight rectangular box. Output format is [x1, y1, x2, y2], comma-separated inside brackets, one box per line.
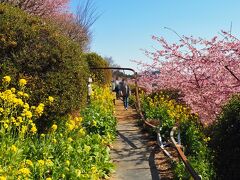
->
[170, 126, 202, 180]
[138, 108, 202, 180]
[139, 111, 173, 159]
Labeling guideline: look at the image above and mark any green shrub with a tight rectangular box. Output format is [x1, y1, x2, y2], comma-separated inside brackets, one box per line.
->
[84, 53, 112, 85]
[0, 3, 89, 126]
[210, 94, 240, 179]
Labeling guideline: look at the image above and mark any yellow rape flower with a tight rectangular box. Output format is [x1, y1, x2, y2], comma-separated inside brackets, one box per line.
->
[11, 117, 16, 123]
[46, 178, 52, 180]
[0, 168, 4, 173]
[10, 145, 18, 153]
[16, 99, 24, 106]
[30, 125, 37, 134]
[52, 138, 57, 144]
[84, 145, 91, 153]
[75, 169, 82, 177]
[0, 176, 6, 180]
[19, 79, 27, 86]
[21, 125, 28, 134]
[35, 103, 44, 116]
[4, 119, 9, 124]
[24, 103, 30, 110]
[79, 128, 86, 137]
[18, 168, 31, 176]
[68, 137, 73, 143]
[3, 123, 8, 129]
[65, 160, 70, 167]
[26, 160, 33, 167]
[78, 116, 83, 123]
[23, 93, 29, 99]
[74, 117, 80, 122]
[48, 96, 54, 103]
[69, 120, 76, 126]
[92, 120, 97, 126]
[66, 123, 74, 131]
[17, 91, 24, 96]
[37, 160, 44, 166]
[51, 124, 57, 132]
[17, 117, 23, 123]
[11, 88, 16, 93]
[25, 110, 32, 119]
[3, 76, 11, 83]
[204, 137, 211, 142]
[46, 159, 54, 167]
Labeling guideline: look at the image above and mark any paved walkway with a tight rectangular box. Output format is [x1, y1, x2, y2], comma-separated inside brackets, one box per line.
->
[110, 100, 160, 180]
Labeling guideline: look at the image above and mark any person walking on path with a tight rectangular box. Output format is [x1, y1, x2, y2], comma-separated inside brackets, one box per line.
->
[87, 77, 92, 104]
[111, 79, 116, 105]
[120, 79, 131, 110]
[115, 77, 121, 99]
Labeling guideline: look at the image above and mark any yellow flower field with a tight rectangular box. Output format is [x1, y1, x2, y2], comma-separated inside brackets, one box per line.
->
[0, 77, 116, 179]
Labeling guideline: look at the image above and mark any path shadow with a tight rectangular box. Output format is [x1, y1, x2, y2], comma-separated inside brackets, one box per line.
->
[149, 145, 161, 180]
[117, 130, 138, 149]
[112, 130, 152, 167]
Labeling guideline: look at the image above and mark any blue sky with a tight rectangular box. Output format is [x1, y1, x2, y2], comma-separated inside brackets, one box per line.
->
[70, 0, 240, 71]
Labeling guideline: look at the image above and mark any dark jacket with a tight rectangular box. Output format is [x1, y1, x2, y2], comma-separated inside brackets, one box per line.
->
[121, 84, 130, 97]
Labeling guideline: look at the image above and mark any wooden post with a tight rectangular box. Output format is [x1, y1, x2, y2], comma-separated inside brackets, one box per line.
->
[134, 72, 141, 112]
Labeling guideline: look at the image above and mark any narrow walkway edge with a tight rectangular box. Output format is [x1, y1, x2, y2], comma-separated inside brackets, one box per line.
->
[110, 100, 160, 180]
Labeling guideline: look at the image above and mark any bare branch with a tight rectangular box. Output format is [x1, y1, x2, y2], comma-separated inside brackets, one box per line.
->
[76, 0, 100, 37]
[224, 65, 240, 82]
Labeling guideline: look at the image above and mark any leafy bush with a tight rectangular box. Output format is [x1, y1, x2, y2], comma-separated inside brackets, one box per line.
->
[209, 94, 240, 179]
[84, 53, 112, 85]
[0, 3, 89, 125]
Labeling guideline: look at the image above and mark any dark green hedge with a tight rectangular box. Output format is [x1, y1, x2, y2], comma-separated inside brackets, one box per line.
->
[210, 94, 240, 179]
[0, 3, 89, 125]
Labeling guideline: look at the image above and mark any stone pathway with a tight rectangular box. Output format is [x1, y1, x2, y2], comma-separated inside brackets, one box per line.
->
[110, 100, 160, 180]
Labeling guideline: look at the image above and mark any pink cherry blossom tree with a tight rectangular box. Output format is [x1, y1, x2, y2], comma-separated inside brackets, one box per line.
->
[0, 0, 69, 17]
[136, 31, 240, 123]
[1, 0, 99, 49]
[54, 0, 99, 50]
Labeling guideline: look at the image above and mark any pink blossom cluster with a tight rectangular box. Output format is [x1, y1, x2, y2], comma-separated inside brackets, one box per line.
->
[136, 31, 240, 123]
[2, 0, 70, 17]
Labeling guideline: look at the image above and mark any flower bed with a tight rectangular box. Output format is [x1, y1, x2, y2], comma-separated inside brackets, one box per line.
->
[140, 91, 215, 179]
[0, 77, 116, 179]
